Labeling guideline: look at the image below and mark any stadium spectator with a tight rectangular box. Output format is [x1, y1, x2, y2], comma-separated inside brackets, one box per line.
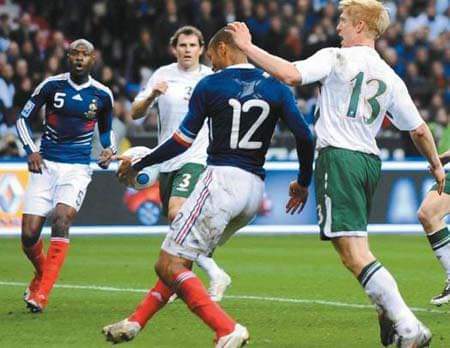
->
[0, 1, 445, 160]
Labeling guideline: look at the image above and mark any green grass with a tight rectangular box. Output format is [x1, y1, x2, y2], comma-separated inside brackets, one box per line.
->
[0, 235, 449, 347]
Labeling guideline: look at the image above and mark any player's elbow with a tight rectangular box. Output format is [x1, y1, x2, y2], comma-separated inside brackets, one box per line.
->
[409, 123, 427, 139]
[279, 66, 301, 86]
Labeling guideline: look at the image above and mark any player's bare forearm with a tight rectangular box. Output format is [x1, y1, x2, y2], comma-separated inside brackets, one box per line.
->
[243, 44, 301, 86]
[410, 123, 441, 168]
[130, 97, 154, 119]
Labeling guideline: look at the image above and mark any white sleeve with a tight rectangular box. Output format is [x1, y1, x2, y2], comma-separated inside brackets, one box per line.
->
[134, 69, 160, 103]
[387, 78, 424, 131]
[293, 48, 337, 85]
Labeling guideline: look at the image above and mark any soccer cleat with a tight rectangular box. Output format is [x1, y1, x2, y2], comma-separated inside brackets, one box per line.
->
[102, 318, 141, 344]
[215, 324, 249, 348]
[23, 272, 42, 302]
[209, 270, 232, 302]
[430, 280, 450, 306]
[378, 311, 396, 347]
[395, 321, 432, 348]
[25, 292, 47, 313]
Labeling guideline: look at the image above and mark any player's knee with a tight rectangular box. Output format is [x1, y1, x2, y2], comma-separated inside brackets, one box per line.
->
[21, 220, 42, 247]
[417, 205, 434, 228]
[51, 214, 71, 237]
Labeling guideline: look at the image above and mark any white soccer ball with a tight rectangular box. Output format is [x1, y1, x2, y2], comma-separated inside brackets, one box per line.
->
[119, 146, 160, 190]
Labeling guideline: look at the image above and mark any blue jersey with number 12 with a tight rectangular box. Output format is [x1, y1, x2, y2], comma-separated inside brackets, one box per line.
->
[174, 64, 311, 179]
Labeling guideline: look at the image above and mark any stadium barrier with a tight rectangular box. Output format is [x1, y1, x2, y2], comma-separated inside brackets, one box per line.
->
[0, 161, 446, 236]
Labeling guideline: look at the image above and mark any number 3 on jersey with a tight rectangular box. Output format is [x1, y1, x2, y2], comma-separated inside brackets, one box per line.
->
[228, 98, 270, 149]
[346, 72, 386, 124]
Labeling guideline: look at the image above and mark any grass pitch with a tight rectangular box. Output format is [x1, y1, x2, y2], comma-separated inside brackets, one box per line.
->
[0, 234, 449, 347]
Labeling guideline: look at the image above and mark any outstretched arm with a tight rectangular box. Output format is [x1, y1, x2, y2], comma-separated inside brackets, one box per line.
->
[226, 22, 301, 85]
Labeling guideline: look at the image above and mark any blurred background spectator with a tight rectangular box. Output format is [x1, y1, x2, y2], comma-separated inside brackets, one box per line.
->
[0, 0, 447, 161]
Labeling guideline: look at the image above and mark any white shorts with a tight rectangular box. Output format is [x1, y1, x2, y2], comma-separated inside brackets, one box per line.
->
[162, 165, 264, 261]
[23, 160, 92, 217]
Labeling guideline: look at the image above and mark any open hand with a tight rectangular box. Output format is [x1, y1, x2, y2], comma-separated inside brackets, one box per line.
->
[116, 156, 138, 186]
[286, 181, 309, 214]
[225, 22, 252, 52]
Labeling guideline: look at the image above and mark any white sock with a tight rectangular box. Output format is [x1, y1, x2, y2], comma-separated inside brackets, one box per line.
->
[359, 261, 417, 337]
[195, 255, 223, 281]
[427, 227, 450, 279]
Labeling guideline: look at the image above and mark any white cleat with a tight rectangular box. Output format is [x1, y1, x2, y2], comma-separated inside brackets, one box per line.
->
[102, 318, 141, 344]
[430, 280, 450, 306]
[209, 270, 232, 302]
[167, 293, 179, 304]
[215, 324, 249, 348]
[396, 321, 432, 348]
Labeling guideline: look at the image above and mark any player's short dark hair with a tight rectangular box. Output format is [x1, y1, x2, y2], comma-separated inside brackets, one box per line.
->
[170, 26, 204, 47]
[208, 27, 238, 50]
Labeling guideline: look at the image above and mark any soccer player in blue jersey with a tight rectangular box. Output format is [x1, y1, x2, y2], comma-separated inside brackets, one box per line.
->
[103, 28, 314, 348]
[16, 39, 116, 313]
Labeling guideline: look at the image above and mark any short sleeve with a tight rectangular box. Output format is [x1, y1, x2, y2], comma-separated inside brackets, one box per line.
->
[293, 48, 337, 85]
[387, 78, 424, 131]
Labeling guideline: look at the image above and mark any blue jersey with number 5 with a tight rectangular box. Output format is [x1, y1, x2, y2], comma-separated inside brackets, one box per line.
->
[176, 64, 311, 178]
[16, 72, 115, 164]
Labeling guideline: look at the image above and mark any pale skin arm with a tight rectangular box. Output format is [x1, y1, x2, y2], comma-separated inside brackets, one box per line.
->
[130, 81, 168, 119]
[226, 22, 301, 86]
[410, 123, 446, 194]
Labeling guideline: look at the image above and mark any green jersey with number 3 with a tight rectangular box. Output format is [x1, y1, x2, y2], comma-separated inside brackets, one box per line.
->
[294, 46, 424, 155]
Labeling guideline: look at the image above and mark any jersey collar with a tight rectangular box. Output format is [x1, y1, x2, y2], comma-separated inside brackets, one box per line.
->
[225, 63, 255, 70]
[68, 73, 93, 90]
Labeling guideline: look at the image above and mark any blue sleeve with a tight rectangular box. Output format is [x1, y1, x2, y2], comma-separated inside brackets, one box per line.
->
[279, 85, 315, 186]
[132, 78, 209, 171]
[15, 79, 52, 154]
[97, 91, 117, 153]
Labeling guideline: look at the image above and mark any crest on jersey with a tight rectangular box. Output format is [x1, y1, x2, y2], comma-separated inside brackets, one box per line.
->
[84, 98, 98, 119]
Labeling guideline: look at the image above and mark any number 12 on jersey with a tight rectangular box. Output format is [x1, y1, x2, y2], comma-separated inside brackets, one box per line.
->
[228, 98, 270, 150]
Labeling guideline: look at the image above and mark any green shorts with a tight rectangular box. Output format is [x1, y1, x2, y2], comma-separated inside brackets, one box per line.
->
[315, 147, 381, 240]
[159, 163, 205, 217]
[430, 172, 450, 194]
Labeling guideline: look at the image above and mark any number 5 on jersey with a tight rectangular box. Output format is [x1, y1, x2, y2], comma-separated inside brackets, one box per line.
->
[228, 98, 270, 150]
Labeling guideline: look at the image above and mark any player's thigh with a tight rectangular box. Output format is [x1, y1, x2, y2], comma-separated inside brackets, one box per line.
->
[53, 163, 92, 212]
[23, 163, 55, 217]
[315, 147, 381, 240]
[162, 167, 252, 260]
[219, 170, 264, 245]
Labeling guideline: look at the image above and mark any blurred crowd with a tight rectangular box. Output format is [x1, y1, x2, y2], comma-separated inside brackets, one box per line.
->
[0, 0, 448, 159]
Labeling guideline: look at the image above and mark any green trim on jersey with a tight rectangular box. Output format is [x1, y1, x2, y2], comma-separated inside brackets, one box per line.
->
[430, 172, 450, 195]
[315, 147, 381, 240]
[159, 163, 205, 217]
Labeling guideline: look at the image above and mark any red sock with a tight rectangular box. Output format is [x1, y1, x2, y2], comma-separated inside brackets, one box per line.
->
[174, 270, 235, 338]
[129, 279, 174, 327]
[39, 238, 70, 296]
[22, 239, 46, 276]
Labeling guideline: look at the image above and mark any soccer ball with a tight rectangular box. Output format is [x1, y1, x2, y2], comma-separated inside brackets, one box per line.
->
[119, 146, 160, 190]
